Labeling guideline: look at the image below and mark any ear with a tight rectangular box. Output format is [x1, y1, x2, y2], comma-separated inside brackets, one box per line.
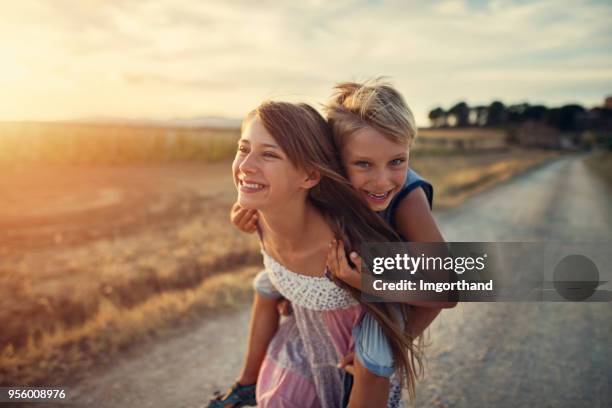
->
[302, 168, 321, 189]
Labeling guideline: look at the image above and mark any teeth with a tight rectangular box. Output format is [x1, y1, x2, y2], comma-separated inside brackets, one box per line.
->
[241, 180, 264, 189]
[367, 191, 390, 199]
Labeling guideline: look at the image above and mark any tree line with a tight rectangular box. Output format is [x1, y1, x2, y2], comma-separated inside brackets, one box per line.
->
[428, 98, 612, 134]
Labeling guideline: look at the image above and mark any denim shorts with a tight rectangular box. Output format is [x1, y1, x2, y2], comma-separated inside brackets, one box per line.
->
[253, 269, 283, 300]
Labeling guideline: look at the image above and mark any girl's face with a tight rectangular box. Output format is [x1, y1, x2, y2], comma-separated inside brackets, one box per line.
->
[341, 126, 409, 211]
[232, 116, 310, 210]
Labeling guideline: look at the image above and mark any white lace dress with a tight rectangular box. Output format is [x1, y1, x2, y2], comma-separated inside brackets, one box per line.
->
[255, 248, 403, 408]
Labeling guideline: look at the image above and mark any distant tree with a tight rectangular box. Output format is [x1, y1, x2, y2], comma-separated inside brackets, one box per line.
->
[548, 104, 587, 132]
[588, 107, 612, 130]
[472, 106, 489, 126]
[546, 108, 561, 130]
[468, 108, 478, 125]
[562, 104, 586, 132]
[507, 103, 530, 124]
[486, 101, 506, 126]
[588, 107, 612, 149]
[524, 105, 548, 122]
[448, 102, 470, 127]
[428, 107, 447, 127]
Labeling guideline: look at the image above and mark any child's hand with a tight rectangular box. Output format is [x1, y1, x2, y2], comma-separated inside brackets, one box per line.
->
[230, 202, 258, 233]
[326, 239, 363, 290]
[277, 298, 293, 316]
[337, 351, 355, 375]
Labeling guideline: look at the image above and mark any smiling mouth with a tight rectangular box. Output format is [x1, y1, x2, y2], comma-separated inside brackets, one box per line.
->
[363, 189, 394, 201]
[239, 179, 266, 191]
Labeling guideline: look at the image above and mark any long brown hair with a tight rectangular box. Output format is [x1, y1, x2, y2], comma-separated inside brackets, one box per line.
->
[244, 101, 423, 399]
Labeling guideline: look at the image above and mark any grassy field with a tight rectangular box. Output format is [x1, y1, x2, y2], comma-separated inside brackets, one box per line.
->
[0, 121, 240, 165]
[0, 125, 560, 386]
[416, 127, 508, 152]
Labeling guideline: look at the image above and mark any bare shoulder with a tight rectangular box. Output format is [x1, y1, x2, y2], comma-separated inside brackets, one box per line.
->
[394, 187, 444, 242]
[397, 187, 430, 212]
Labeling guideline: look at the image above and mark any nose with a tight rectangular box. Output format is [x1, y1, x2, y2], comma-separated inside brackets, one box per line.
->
[373, 168, 392, 190]
[238, 151, 257, 175]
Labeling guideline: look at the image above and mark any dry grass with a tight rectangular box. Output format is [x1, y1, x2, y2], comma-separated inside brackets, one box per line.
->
[418, 127, 507, 140]
[413, 148, 561, 209]
[0, 265, 260, 386]
[415, 128, 508, 153]
[584, 150, 612, 187]
[0, 141, 559, 386]
[0, 122, 239, 165]
[0, 162, 262, 385]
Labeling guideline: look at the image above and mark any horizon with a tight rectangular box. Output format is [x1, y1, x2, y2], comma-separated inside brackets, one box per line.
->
[1, 95, 608, 129]
[1, 93, 610, 130]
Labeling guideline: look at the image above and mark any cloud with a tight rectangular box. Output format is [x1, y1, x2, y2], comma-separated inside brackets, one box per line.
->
[121, 73, 233, 90]
[433, 0, 468, 14]
[1, 0, 611, 123]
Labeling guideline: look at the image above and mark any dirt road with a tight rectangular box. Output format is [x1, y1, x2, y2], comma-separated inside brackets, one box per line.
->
[40, 155, 612, 408]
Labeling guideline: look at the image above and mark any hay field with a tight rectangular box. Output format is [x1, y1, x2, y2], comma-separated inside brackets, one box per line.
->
[0, 121, 240, 165]
[414, 127, 508, 152]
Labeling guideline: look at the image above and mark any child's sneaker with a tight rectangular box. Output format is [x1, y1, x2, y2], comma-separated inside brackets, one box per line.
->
[206, 382, 256, 407]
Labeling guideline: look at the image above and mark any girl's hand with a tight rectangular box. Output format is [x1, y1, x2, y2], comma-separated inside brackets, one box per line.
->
[230, 202, 258, 233]
[326, 239, 363, 290]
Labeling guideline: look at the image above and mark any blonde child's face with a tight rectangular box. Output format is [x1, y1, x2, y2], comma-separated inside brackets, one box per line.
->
[340, 126, 409, 212]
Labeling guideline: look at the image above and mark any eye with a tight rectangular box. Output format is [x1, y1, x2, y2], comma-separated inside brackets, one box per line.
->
[389, 158, 406, 166]
[237, 145, 248, 154]
[354, 161, 371, 168]
[263, 151, 280, 159]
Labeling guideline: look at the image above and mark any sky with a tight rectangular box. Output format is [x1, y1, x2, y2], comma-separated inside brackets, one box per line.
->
[1, 0, 611, 126]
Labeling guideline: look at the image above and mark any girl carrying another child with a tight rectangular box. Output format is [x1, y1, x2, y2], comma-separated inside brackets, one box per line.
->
[208, 80, 455, 408]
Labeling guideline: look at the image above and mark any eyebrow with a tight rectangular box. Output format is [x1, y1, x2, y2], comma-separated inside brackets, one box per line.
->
[237, 139, 281, 149]
[351, 153, 408, 161]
